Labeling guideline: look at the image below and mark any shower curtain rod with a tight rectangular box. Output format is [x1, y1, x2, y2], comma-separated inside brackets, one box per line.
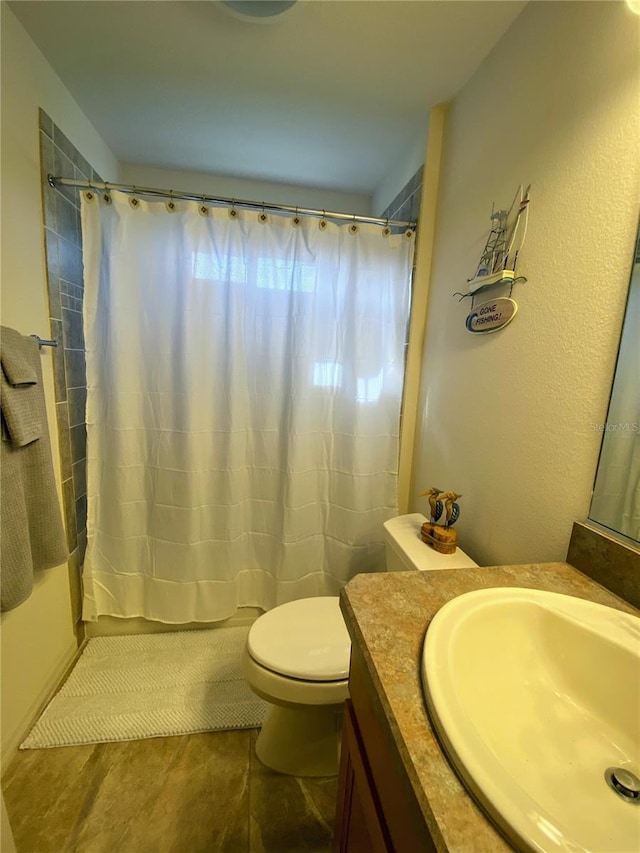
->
[47, 174, 417, 229]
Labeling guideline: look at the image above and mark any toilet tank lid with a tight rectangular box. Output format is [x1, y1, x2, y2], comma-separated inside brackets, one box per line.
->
[247, 597, 351, 682]
[384, 513, 478, 570]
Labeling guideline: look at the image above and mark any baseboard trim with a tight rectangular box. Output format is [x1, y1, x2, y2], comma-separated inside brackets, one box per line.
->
[1, 639, 85, 773]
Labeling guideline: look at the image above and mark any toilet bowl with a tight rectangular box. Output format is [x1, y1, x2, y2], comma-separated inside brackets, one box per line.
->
[243, 513, 478, 776]
[242, 596, 350, 776]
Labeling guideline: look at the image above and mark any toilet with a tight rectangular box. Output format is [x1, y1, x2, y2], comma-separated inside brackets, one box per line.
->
[243, 512, 478, 776]
[242, 597, 350, 777]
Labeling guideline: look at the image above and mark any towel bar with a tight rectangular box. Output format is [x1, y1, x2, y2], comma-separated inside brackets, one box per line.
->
[31, 335, 58, 348]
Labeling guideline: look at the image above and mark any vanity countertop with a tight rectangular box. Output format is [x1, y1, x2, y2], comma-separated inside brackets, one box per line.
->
[339, 562, 639, 853]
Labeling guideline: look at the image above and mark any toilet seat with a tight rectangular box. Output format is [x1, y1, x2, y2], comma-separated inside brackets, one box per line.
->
[247, 597, 351, 682]
[243, 650, 349, 707]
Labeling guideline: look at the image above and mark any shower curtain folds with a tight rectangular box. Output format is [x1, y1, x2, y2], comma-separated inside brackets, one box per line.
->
[81, 191, 414, 623]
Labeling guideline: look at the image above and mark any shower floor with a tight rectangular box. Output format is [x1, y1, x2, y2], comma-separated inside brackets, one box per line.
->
[2, 729, 337, 852]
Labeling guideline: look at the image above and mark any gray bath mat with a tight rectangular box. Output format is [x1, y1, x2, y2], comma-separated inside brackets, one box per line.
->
[21, 627, 267, 748]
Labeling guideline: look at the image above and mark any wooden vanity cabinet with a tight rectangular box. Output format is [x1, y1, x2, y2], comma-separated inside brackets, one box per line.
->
[333, 647, 438, 853]
[333, 699, 391, 852]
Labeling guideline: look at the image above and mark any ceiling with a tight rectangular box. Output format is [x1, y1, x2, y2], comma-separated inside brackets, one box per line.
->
[10, 0, 527, 195]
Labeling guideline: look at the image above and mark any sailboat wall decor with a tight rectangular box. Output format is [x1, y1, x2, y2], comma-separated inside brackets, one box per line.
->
[456, 185, 530, 334]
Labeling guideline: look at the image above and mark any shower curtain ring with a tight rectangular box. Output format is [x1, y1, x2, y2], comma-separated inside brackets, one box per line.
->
[259, 202, 267, 223]
[84, 179, 96, 203]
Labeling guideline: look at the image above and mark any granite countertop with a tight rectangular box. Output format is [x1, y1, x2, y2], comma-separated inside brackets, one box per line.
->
[340, 562, 639, 853]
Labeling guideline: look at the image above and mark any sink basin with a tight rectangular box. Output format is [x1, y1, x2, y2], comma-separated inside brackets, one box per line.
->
[422, 587, 640, 853]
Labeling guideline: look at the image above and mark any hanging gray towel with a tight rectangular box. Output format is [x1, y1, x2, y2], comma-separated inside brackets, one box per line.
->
[1, 327, 68, 611]
[0, 326, 41, 446]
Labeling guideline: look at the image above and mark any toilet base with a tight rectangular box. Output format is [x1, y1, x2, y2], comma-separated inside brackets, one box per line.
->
[255, 703, 344, 777]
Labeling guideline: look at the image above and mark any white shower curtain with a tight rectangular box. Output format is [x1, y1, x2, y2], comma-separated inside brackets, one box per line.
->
[81, 191, 414, 623]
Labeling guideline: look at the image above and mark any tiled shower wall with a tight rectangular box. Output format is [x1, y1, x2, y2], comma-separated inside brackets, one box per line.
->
[380, 165, 423, 226]
[38, 108, 102, 625]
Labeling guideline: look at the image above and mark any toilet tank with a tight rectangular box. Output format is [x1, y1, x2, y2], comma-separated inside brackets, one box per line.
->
[384, 513, 478, 571]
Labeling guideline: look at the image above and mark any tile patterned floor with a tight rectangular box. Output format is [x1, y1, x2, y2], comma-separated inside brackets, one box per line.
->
[2, 730, 337, 853]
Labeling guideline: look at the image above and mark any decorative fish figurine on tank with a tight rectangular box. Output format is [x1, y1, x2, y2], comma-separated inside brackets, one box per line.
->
[438, 491, 462, 528]
[419, 487, 443, 523]
[419, 488, 462, 528]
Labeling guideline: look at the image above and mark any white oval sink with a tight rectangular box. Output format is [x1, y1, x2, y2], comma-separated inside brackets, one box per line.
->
[422, 587, 640, 853]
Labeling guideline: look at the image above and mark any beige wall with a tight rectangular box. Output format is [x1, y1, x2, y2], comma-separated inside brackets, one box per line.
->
[120, 163, 371, 218]
[372, 117, 429, 218]
[0, 5, 118, 764]
[411, 1, 640, 566]
[398, 106, 445, 514]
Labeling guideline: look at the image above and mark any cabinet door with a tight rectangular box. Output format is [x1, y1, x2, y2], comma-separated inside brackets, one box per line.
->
[333, 700, 391, 853]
